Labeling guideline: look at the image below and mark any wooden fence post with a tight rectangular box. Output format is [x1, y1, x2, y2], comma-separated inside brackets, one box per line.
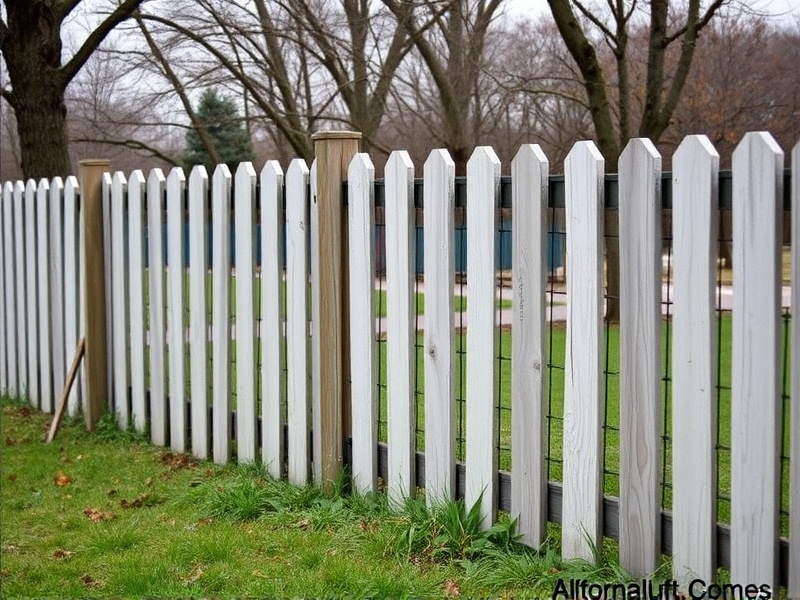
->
[311, 131, 361, 491]
[80, 159, 110, 431]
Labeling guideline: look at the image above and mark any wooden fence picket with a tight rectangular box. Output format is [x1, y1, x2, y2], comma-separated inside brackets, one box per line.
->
[167, 168, 186, 452]
[618, 138, 662, 576]
[13, 182, 27, 398]
[286, 158, 311, 485]
[24, 181, 39, 408]
[261, 161, 284, 479]
[211, 165, 232, 464]
[423, 149, 456, 504]
[348, 153, 378, 494]
[510, 144, 548, 548]
[731, 131, 783, 590]
[0, 182, 10, 395]
[110, 172, 129, 426]
[310, 160, 322, 485]
[189, 166, 210, 459]
[64, 176, 81, 416]
[49, 178, 65, 406]
[103, 173, 114, 410]
[791, 140, 800, 600]
[671, 135, 719, 586]
[234, 162, 258, 463]
[465, 146, 499, 528]
[128, 171, 147, 433]
[562, 141, 604, 562]
[37, 182, 53, 406]
[147, 169, 168, 446]
[385, 150, 416, 508]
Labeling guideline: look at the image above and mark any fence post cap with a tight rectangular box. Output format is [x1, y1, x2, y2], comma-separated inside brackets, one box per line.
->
[311, 130, 362, 142]
[78, 159, 111, 168]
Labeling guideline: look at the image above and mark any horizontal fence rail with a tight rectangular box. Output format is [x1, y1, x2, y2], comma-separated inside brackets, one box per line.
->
[0, 133, 797, 594]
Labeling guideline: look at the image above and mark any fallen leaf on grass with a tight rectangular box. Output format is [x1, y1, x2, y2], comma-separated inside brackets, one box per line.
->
[82, 508, 115, 522]
[2, 544, 20, 554]
[80, 574, 103, 589]
[53, 472, 72, 487]
[444, 579, 461, 597]
[159, 451, 199, 471]
[5, 437, 16, 446]
[107, 489, 118, 497]
[52, 549, 74, 560]
[7, 473, 17, 482]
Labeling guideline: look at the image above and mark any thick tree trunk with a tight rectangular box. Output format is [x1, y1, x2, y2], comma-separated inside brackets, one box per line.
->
[11, 78, 71, 180]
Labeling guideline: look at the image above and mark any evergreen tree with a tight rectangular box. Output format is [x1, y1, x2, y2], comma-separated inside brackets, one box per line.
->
[183, 88, 255, 172]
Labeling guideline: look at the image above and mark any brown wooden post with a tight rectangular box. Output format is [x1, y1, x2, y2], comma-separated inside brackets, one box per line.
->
[80, 159, 110, 431]
[312, 131, 361, 491]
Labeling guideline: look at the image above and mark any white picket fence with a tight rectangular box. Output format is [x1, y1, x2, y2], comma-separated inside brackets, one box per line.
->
[0, 132, 798, 594]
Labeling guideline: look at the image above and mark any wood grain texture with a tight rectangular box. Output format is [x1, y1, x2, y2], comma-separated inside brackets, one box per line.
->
[465, 146, 499, 529]
[12, 182, 28, 398]
[24, 180, 39, 408]
[618, 138, 662, 576]
[347, 153, 378, 494]
[189, 166, 210, 459]
[286, 159, 311, 485]
[36, 179, 53, 412]
[789, 140, 800, 600]
[385, 150, 416, 508]
[261, 161, 284, 478]
[311, 132, 362, 491]
[423, 149, 456, 505]
[0, 183, 12, 395]
[128, 171, 148, 433]
[211, 165, 232, 464]
[167, 168, 186, 452]
[731, 131, 783, 589]
[147, 169, 167, 446]
[562, 141, 604, 562]
[235, 162, 258, 463]
[671, 135, 719, 587]
[510, 144, 549, 548]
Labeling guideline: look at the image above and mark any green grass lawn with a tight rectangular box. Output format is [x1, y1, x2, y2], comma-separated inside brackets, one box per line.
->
[0, 398, 637, 598]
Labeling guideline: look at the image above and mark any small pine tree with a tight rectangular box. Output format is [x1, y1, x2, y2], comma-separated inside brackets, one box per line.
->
[183, 88, 255, 172]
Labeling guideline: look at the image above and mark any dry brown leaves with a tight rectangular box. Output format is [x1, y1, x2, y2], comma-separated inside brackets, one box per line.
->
[82, 508, 115, 522]
[53, 472, 72, 487]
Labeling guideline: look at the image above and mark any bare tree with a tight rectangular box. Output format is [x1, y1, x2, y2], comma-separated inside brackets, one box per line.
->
[0, 0, 148, 178]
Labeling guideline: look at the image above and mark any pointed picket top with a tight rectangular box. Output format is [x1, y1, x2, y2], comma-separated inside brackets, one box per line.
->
[167, 166, 186, 192]
[618, 137, 662, 577]
[423, 147, 456, 505]
[112, 170, 127, 192]
[310, 157, 323, 486]
[791, 140, 800, 600]
[510, 142, 549, 548]
[385, 149, 416, 509]
[128, 169, 147, 433]
[671, 134, 719, 589]
[234, 160, 258, 464]
[148, 167, 166, 190]
[286, 157, 311, 486]
[12, 181, 27, 399]
[1, 180, 16, 397]
[187, 163, 210, 460]
[730, 130, 783, 591]
[211, 161, 232, 465]
[348, 152, 377, 495]
[35, 178, 52, 412]
[260, 159, 284, 478]
[24, 178, 39, 408]
[562, 139, 604, 564]
[465, 145, 500, 530]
